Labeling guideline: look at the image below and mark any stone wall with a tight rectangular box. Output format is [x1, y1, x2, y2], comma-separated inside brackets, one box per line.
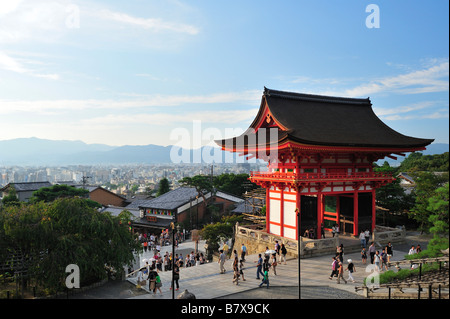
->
[372, 225, 406, 246]
[233, 223, 299, 258]
[233, 223, 406, 259]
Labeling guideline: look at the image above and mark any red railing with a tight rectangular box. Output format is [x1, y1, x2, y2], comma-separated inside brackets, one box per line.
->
[250, 171, 393, 182]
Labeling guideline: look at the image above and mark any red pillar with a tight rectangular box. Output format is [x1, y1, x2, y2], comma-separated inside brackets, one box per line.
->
[266, 185, 270, 233]
[353, 191, 358, 236]
[280, 186, 284, 237]
[296, 191, 301, 239]
[317, 193, 323, 239]
[336, 196, 340, 229]
[372, 189, 376, 232]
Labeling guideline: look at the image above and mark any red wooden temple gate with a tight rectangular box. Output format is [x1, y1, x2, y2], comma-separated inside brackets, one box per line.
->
[216, 88, 433, 240]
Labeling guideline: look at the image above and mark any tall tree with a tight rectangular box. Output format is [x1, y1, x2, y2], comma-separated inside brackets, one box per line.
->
[374, 162, 414, 213]
[427, 183, 449, 236]
[1, 198, 141, 293]
[30, 184, 89, 203]
[179, 175, 213, 203]
[213, 173, 256, 197]
[156, 178, 171, 197]
[410, 171, 449, 233]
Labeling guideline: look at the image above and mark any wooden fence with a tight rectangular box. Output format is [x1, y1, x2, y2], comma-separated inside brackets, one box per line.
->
[355, 256, 449, 299]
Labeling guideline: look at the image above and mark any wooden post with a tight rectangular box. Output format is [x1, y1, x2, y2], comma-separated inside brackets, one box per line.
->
[280, 186, 284, 237]
[353, 191, 358, 236]
[266, 186, 270, 233]
[296, 193, 301, 240]
[317, 193, 323, 239]
[371, 189, 376, 232]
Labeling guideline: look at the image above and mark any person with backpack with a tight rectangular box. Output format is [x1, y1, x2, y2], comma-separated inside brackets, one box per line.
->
[154, 272, 162, 295]
[147, 265, 157, 293]
[346, 259, 356, 283]
[280, 243, 287, 265]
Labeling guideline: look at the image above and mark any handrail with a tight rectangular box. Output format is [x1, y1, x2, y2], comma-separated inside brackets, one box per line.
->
[250, 171, 393, 181]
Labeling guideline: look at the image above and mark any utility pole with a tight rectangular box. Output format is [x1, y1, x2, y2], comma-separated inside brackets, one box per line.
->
[81, 175, 91, 196]
[210, 164, 214, 192]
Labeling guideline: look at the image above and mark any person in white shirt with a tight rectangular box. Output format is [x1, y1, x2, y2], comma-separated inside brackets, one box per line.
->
[359, 231, 366, 248]
[373, 251, 381, 272]
[364, 229, 370, 247]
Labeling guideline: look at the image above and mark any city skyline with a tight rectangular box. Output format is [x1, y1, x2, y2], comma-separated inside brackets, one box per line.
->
[0, 1, 448, 149]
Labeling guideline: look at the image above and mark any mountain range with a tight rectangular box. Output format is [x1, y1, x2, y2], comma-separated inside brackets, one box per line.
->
[0, 137, 232, 166]
[0, 137, 448, 166]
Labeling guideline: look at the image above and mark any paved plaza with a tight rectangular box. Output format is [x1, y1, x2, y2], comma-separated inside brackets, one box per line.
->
[125, 236, 421, 299]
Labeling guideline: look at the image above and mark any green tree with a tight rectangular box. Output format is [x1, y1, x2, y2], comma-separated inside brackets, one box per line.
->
[1, 186, 20, 207]
[179, 175, 213, 205]
[30, 184, 89, 203]
[213, 173, 256, 197]
[30, 184, 101, 208]
[200, 215, 244, 252]
[156, 178, 170, 197]
[1, 198, 141, 294]
[410, 171, 449, 233]
[427, 183, 449, 236]
[399, 152, 449, 172]
[374, 162, 414, 213]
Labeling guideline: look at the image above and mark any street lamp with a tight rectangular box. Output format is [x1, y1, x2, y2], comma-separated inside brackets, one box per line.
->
[296, 208, 301, 300]
[196, 195, 199, 229]
[171, 221, 175, 300]
[171, 220, 181, 300]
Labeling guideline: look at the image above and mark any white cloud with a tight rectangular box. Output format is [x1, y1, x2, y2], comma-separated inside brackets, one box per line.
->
[375, 101, 449, 121]
[0, 0, 23, 16]
[0, 0, 199, 46]
[81, 109, 259, 126]
[0, 0, 72, 44]
[0, 51, 59, 79]
[0, 90, 261, 115]
[96, 9, 199, 35]
[373, 101, 437, 117]
[342, 61, 449, 97]
[291, 59, 449, 98]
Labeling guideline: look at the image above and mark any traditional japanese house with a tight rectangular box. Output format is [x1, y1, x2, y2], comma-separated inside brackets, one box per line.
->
[215, 88, 433, 240]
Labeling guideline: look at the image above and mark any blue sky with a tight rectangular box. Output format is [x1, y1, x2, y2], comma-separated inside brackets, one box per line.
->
[0, 0, 448, 149]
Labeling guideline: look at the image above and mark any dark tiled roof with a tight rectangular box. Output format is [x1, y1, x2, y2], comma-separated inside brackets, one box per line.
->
[1, 182, 52, 192]
[216, 88, 434, 150]
[102, 206, 173, 228]
[126, 187, 199, 210]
